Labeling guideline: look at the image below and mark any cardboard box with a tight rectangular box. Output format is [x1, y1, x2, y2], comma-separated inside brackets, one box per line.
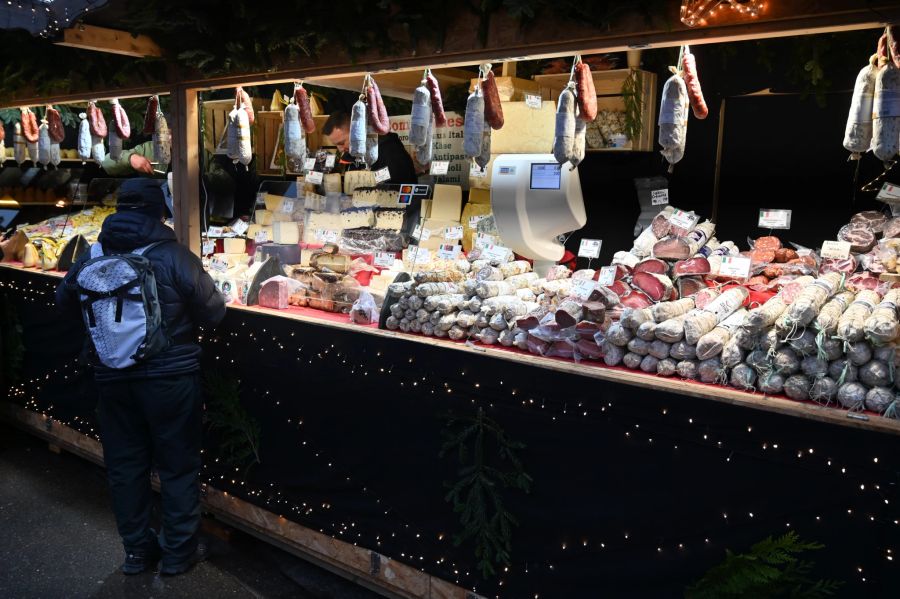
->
[430, 184, 463, 221]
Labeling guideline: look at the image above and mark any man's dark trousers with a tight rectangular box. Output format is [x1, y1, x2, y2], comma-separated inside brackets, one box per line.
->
[97, 373, 202, 562]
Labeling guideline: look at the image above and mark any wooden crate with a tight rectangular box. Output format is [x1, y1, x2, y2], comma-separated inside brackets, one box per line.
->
[468, 75, 550, 101]
[532, 68, 657, 152]
[201, 97, 269, 155]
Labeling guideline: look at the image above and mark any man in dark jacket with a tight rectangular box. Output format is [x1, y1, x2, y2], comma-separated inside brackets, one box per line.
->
[56, 179, 226, 576]
[323, 110, 418, 185]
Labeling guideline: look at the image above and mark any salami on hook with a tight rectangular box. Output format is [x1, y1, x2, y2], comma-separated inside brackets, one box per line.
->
[235, 87, 255, 125]
[110, 99, 131, 139]
[574, 60, 598, 121]
[20, 108, 39, 143]
[366, 77, 390, 135]
[681, 48, 708, 119]
[425, 71, 447, 128]
[45, 106, 65, 143]
[143, 96, 158, 135]
[481, 67, 504, 130]
[88, 102, 108, 138]
[294, 84, 316, 134]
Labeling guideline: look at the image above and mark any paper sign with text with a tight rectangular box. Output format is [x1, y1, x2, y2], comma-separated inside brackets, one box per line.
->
[231, 219, 249, 235]
[821, 240, 851, 259]
[430, 161, 449, 175]
[578, 238, 602, 259]
[306, 170, 324, 185]
[572, 279, 596, 301]
[597, 266, 617, 286]
[669, 209, 698, 230]
[758, 209, 792, 229]
[375, 167, 391, 183]
[316, 229, 339, 243]
[444, 226, 464, 240]
[718, 256, 752, 279]
[525, 94, 542, 109]
[374, 252, 395, 268]
[651, 189, 669, 206]
[482, 244, 512, 262]
[437, 244, 462, 260]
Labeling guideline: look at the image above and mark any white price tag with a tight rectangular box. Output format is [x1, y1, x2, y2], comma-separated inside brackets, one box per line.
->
[572, 279, 596, 301]
[202, 240, 216, 255]
[254, 230, 270, 244]
[306, 170, 324, 185]
[280, 198, 295, 213]
[231, 219, 249, 235]
[444, 226, 464, 240]
[412, 224, 423, 239]
[650, 189, 669, 206]
[474, 233, 496, 249]
[482, 244, 512, 262]
[437, 244, 462, 260]
[469, 215, 487, 228]
[420, 228, 432, 241]
[210, 257, 229, 273]
[304, 158, 317, 171]
[758, 209, 792, 230]
[821, 240, 852, 260]
[374, 167, 391, 183]
[668, 209, 698, 230]
[374, 251, 395, 268]
[408, 245, 431, 264]
[718, 255, 752, 279]
[316, 228, 339, 243]
[877, 182, 900, 201]
[470, 164, 487, 178]
[325, 154, 336, 168]
[525, 94, 542, 109]
[597, 266, 617, 286]
[578, 238, 602, 259]
[430, 161, 449, 175]
[207, 226, 224, 237]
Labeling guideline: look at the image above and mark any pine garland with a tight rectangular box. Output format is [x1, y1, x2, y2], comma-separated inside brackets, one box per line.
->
[686, 531, 842, 598]
[203, 371, 261, 476]
[440, 407, 532, 579]
[0, 295, 25, 388]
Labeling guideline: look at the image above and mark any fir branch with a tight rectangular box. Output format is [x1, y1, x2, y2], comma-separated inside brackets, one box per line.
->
[621, 69, 644, 142]
[203, 371, 261, 476]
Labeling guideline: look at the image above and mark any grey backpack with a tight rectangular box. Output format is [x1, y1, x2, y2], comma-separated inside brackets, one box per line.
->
[75, 241, 170, 369]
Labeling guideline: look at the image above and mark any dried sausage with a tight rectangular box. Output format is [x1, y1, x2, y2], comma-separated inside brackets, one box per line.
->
[37, 119, 50, 166]
[110, 98, 130, 139]
[681, 49, 708, 119]
[409, 78, 432, 147]
[20, 108, 39, 143]
[77, 113, 91, 161]
[283, 101, 304, 160]
[46, 107, 65, 143]
[235, 87, 254, 125]
[365, 78, 390, 135]
[143, 96, 158, 135]
[294, 85, 316, 134]
[464, 87, 485, 157]
[349, 98, 367, 159]
[482, 70, 504, 130]
[425, 72, 447, 128]
[88, 102, 108, 138]
[154, 112, 172, 168]
[574, 61, 597, 121]
[659, 74, 688, 167]
[552, 83, 576, 165]
[873, 61, 900, 162]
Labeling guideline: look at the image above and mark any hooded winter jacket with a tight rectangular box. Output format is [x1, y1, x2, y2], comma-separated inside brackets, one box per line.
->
[56, 211, 225, 382]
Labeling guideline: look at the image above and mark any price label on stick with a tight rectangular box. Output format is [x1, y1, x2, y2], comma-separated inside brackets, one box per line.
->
[758, 209, 792, 230]
[597, 266, 617, 287]
[306, 170, 324, 185]
[469, 215, 486, 228]
[430, 161, 449, 176]
[374, 251, 395, 268]
[280, 198, 295, 213]
[572, 279, 596, 301]
[578, 238, 602, 259]
[325, 154, 336, 168]
[444, 226, 464, 240]
[669, 209, 698, 230]
[474, 233, 495, 249]
[374, 167, 391, 183]
[525, 94, 542, 109]
[437, 244, 462, 260]
[420, 228, 432, 241]
[303, 158, 317, 171]
[316, 229, 339, 243]
[651, 189, 669, 206]
[254, 230, 269, 244]
[231, 219, 249, 235]
[482, 244, 512, 262]
[718, 255, 752, 279]
[408, 245, 431, 264]
[202, 240, 216, 255]
[470, 164, 487, 178]
[821, 240, 851, 260]
[207, 226, 224, 237]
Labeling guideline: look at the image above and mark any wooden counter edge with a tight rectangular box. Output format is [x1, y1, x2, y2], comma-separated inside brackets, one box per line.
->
[0, 401, 482, 599]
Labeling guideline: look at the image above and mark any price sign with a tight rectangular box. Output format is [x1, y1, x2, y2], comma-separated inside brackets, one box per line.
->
[444, 226, 464, 240]
[231, 219, 249, 236]
[316, 229, 339, 243]
[876, 182, 900, 201]
[306, 170, 324, 185]
[207, 226, 224, 237]
[202, 240, 216, 255]
[669, 209, 698, 230]
[821, 240, 852, 260]
[597, 266, 617, 286]
[419, 228, 432, 241]
[475, 233, 496, 249]
[482, 244, 512, 262]
[758, 209, 792, 230]
[470, 164, 487, 178]
[412, 223, 423, 239]
[256, 192, 266, 206]
[280, 198, 295, 213]
[469, 215, 487, 228]
[578, 238, 602, 259]
[650, 189, 669, 206]
[304, 158, 317, 171]
[572, 279, 596, 301]
[718, 255, 752, 279]
[374, 251, 395, 268]
[430, 161, 449, 175]
[437, 244, 462, 260]
[374, 167, 391, 183]
[324, 154, 336, 168]
[254, 230, 270, 244]
[525, 94, 542, 109]
[408, 245, 431, 264]
[210, 257, 229, 273]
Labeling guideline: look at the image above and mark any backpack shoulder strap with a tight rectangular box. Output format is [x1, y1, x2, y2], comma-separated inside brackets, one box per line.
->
[133, 240, 172, 257]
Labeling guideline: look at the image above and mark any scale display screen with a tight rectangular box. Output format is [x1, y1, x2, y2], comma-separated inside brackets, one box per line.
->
[530, 163, 561, 190]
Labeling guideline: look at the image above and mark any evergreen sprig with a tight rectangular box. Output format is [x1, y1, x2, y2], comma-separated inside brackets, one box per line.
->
[686, 531, 842, 599]
[440, 407, 532, 579]
[203, 371, 261, 476]
[0, 295, 25, 388]
[621, 68, 644, 142]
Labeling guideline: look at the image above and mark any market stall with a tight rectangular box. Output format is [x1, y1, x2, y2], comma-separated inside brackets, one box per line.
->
[3, 3, 900, 597]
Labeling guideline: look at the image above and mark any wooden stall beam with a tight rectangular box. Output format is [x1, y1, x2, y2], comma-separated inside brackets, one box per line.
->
[55, 24, 162, 58]
[0, 401, 482, 599]
[0, 88, 169, 111]
[170, 85, 202, 255]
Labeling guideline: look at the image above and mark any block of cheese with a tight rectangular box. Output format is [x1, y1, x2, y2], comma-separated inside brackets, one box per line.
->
[271, 210, 295, 223]
[303, 211, 343, 243]
[419, 219, 461, 250]
[255, 209, 274, 226]
[352, 188, 397, 208]
[431, 185, 463, 221]
[468, 188, 490, 205]
[469, 155, 497, 190]
[461, 201, 493, 252]
[341, 207, 375, 229]
[273, 222, 301, 244]
[489, 101, 556, 153]
[264, 193, 294, 212]
[323, 173, 342, 194]
[344, 170, 376, 196]
[247, 224, 273, 242]
[223, 238, 247, 254]
[375, 209, 405, 231]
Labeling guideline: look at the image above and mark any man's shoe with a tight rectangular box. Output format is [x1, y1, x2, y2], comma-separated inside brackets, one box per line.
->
[159, 539, 208, 576]
[121, 536, 162, 575]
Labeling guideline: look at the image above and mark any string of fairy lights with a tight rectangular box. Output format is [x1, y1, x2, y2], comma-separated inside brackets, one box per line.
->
[680, 0, 767, 27]
[1, 271, 896, 596]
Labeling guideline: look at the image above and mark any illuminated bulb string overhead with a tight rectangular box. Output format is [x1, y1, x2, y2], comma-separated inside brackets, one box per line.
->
[681, 0, 767, 27]
[0, 0, 107, 37]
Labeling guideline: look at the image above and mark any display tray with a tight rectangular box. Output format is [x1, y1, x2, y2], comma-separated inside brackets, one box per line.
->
[4, 262, 898, 436]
